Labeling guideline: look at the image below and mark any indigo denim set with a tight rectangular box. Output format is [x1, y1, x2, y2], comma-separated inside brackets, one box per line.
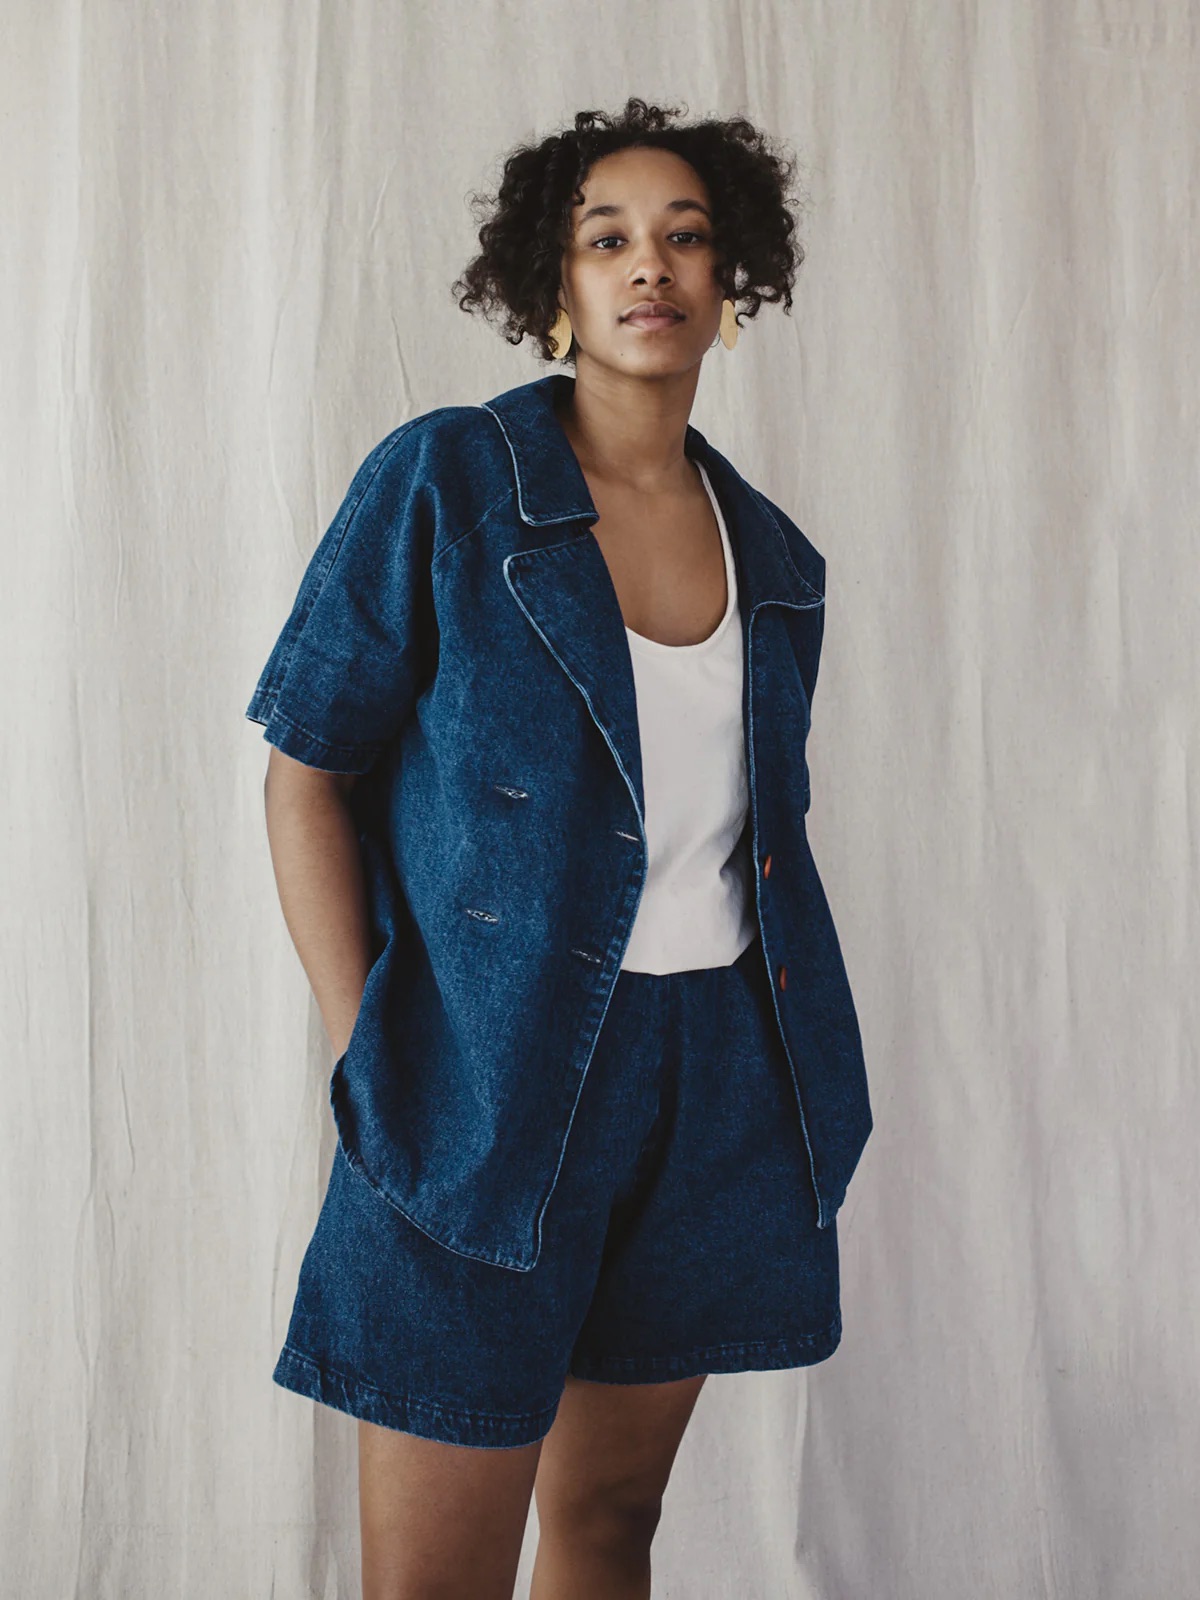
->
[247, 372, 874, 1444]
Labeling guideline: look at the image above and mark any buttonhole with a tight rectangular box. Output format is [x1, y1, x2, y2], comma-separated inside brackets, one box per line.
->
[464, 906, 500, 923]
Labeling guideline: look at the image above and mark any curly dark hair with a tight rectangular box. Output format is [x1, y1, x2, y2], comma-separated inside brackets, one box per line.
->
[451, 97, 809, 366]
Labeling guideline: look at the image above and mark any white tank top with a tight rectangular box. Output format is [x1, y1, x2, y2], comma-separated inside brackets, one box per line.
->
[619, 460, 759, 974]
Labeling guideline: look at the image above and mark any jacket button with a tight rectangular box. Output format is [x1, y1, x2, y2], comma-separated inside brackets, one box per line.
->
[778, 963, 787, 990]
[762, 853, 772, 878]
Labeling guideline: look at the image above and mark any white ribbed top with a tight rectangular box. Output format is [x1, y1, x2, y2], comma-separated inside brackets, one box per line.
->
[620, 461, 758, 973]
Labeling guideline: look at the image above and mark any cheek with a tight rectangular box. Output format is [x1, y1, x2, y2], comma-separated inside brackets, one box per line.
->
[566, 270, 618, 324]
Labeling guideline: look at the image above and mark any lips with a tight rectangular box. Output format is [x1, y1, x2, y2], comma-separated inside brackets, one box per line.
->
[621, 302, 685, 323]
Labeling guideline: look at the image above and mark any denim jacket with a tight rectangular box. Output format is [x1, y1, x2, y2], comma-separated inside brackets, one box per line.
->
[246, 372, 873, 1271]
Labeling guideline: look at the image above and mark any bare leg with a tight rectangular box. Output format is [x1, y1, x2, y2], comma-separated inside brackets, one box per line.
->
[530, 1372, 708, 1600]
[357, 1418, 544, 1600]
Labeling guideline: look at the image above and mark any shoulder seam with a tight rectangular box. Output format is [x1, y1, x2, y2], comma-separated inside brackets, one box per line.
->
[747, 483, 825, 595]
[338, 407, 489, 562]
[330, 410, 443, 545]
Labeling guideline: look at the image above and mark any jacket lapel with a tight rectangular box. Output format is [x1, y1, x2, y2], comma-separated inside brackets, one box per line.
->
[503, 531, 647, 820]
[482, 374, 823, 829]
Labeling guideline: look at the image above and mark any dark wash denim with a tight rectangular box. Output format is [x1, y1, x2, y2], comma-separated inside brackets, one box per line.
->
[246, 372, 873, 1272]
[272, 935, 841, 1447]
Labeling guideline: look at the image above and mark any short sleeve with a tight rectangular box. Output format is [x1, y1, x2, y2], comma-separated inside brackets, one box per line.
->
[245, 420, 437, 774]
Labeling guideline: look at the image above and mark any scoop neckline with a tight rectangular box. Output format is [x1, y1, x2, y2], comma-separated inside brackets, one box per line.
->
[624, 462, 737, 656]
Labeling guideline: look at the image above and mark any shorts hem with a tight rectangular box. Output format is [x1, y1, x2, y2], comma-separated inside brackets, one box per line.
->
[567, 1311, 842, 1384]
[272, 1344, 559, 1449]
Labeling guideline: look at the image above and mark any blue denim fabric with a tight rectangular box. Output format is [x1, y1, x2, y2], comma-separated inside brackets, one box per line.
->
[272, 933, 841, 1448]
[246, 373, 873, 1273]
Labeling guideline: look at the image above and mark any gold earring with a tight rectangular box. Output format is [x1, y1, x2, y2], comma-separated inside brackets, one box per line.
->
[719, 298, 739, 350]
[548, 307, 572, 360]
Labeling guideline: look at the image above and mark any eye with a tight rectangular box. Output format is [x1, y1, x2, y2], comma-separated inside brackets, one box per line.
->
[591, 231, 709, 250]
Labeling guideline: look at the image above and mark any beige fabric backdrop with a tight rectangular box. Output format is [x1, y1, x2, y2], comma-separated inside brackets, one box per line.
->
[6, 1, 1196, 1594]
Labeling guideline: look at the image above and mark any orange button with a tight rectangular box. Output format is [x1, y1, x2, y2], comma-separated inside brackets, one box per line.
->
[762, 853, 772, 878]
[778, 964, 787, 991]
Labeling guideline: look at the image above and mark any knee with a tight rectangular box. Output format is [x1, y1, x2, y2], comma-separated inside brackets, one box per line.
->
[541, 1483, 664, 1555]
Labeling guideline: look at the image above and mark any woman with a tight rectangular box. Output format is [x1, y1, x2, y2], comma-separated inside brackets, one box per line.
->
[248, 97, 873, 1600]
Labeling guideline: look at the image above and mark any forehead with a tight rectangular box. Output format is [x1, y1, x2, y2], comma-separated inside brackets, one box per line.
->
[572, 147, 709, 220]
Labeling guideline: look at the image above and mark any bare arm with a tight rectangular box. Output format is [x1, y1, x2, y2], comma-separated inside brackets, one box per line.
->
[262, 746, 373, 1060]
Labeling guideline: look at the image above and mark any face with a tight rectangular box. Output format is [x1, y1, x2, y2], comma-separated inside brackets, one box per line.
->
[557, 146, 725, 376]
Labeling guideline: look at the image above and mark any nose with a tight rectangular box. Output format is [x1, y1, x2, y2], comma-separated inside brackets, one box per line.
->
[628, 247, 674, 284]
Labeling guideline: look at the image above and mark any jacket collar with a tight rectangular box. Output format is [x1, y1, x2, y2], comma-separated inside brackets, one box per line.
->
[479, 372, 819, 611]
[479, 373, 822, 829]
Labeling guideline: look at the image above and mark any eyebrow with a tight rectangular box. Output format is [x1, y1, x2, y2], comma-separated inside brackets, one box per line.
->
[575, 198, 712, 227]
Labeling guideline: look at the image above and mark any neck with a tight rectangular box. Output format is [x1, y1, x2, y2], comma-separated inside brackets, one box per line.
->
[554, 362, 701, 495]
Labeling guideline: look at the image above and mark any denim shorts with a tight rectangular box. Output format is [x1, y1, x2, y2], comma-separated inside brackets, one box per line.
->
[271, 931, 842, 1449]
